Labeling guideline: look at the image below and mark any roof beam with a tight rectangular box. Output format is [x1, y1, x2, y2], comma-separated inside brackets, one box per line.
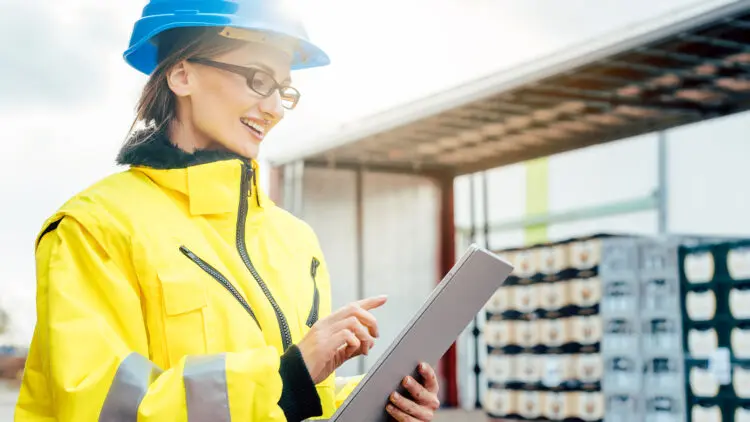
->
[679, 34, 750, 51]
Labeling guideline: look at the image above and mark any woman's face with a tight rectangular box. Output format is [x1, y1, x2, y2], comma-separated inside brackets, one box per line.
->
[169, 41, 295, 159]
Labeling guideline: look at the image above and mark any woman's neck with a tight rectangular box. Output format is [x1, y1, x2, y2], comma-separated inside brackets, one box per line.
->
[168, 119, 216, 153]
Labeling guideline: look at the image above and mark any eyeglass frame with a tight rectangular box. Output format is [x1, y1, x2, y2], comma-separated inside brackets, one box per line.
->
[186, 57, 301, 110]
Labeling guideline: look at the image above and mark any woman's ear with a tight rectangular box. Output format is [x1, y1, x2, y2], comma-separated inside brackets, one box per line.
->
[166, 61, 192, 97]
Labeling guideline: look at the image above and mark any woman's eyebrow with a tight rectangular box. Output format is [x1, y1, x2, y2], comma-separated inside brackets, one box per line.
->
[246, 62, 292, 84]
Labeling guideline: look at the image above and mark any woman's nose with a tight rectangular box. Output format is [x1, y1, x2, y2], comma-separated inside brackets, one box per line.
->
[259, 90, 284, 121]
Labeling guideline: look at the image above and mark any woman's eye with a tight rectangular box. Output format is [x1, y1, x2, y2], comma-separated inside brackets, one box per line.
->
[250, 73, 275, 93]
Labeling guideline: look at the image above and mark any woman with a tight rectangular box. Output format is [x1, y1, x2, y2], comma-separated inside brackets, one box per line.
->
[14, 1, 441, 421]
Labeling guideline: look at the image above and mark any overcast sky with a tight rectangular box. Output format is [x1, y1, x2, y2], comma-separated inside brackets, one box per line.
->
[0, 0, 713, 345]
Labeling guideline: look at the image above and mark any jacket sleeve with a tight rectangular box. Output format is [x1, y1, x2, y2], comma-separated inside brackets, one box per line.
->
[15, 215, 321, 422]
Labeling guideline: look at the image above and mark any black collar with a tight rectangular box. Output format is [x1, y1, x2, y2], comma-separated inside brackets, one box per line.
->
[116, 127, 246, 169]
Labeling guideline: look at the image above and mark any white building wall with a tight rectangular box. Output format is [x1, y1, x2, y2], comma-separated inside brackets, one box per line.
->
[300, 167, 361, 376]
[668, 112, 750, 236]
[360, 173, 440, 370]
[547, 133, 661, 239]
[300, 168, 440, 377]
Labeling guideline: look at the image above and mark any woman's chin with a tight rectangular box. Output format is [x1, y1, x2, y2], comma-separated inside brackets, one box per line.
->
[235, 139, 261, 160]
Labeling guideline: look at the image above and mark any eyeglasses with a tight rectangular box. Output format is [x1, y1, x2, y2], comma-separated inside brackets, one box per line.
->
[187, 57, 300, 110]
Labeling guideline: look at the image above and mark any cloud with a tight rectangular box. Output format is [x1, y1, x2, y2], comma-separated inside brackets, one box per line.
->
[0, 1, 137, 111]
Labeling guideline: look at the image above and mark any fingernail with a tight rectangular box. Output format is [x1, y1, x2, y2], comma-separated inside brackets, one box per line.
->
[420, 362, 426, 370]
[404, 377, 412, 386]
[392, 391, 401, 399]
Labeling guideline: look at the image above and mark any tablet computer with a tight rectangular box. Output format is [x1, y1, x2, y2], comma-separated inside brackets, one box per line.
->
[327, 244, 514, 421]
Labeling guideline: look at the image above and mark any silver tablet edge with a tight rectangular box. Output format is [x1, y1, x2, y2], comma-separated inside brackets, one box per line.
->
[331, 244, 496, 416]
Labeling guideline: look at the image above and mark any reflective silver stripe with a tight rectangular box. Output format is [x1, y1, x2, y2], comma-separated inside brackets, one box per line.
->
[183, 354, 231, 422]
[99, 353, 163, 421]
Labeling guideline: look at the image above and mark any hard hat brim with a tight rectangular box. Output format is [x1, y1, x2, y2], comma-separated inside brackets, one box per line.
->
[124, 18, 330, 75]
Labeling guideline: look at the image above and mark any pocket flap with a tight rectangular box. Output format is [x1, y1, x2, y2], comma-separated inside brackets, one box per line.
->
[158, 267, 207, 316]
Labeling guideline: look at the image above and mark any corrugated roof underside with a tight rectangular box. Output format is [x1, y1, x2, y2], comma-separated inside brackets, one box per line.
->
[302, 7, 750, 176]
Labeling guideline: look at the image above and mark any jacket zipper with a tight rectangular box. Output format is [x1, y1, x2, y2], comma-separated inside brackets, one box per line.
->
[238, 164, 293, 351]
[306, 257, 321, 327]
[179, 246, 260, 328]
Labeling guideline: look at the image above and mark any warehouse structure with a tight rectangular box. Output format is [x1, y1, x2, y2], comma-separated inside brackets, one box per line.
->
[266, 0, 750, 409]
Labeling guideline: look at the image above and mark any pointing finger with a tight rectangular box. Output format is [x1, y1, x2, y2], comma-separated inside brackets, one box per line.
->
[356, 295, 388, 311]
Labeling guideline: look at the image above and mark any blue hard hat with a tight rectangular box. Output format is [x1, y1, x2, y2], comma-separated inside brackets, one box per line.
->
[124, 0, 330, 75]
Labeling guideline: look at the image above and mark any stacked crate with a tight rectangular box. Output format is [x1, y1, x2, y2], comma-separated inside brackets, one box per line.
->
[599, 236, 688, 422]
[483, 235, 606, 422]
[484, 236, 724, 422]
[680, 239, 750, 422]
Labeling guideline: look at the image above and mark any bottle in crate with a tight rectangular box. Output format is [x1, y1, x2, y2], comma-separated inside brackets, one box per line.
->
[685, 323, 719, 360]
[642, 315, 682, 355]
[574, 391, 605, 422]
[732, 360, 750, 400]
[643, 356, 685, 396]
[642, 276, 681, 313]
[570, 314, 603, 354]
[684, 285, 719, 323]
[736, 401, 750, 422]
[570, 276, 602, 316]
[602, 316, 640, 354]
[540, 317, 571, 353]
[541, 353, 577, 390]
[726, 241, 750, 280]
[539, 279, 573, 318]
[518, 390, 543, 421]
[601, 278, 640, 315]
[644, 395, 684, 422]
[485, 352, 518, 387]
[639, 238, 681, 280]
[731, 322, 750, 360]
[575, 353, 604, 390]
[485, 286, 513, 318]
[605, 394, 641, 422]
[518, 353, 543, 388]
[600, 237, 641, 279]
[568, 236, 605, 278]
[484, 388, 518, 419]
[544, 391, 574, 421]
[536, 242, 571, 282]
[603, 354, 642, 394]
[688, 397, 727, 422]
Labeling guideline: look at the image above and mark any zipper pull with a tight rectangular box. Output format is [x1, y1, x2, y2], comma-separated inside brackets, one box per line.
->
[250, 166, 261, 206]
[311, 257, 320, 278]
[243, 162, 261, 206]
[247, 164, 255, 198]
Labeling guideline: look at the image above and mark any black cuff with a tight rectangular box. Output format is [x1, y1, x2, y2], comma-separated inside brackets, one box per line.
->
[278, 345, 322, 422]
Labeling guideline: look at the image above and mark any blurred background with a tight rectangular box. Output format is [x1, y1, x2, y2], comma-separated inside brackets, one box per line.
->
[2, 0, 750, 420]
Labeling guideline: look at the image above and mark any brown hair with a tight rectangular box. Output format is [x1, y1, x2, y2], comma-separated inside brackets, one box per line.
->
[120, 27, 245, 152]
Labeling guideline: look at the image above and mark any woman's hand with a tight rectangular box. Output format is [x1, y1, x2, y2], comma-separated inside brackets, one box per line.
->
[386, 362, 441, 421]
[297, 295, 387, 384]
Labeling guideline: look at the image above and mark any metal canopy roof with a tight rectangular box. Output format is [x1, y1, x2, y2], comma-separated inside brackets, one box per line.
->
[270, 0, 750, 176]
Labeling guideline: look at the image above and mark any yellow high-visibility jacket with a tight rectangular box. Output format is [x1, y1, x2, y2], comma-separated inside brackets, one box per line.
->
[15, 131, 361, 421]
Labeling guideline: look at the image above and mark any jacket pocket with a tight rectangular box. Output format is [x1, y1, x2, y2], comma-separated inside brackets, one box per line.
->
[157, 264, 208, 366]
[179, 246, 260, 328]
[306, 257, 321, 327]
